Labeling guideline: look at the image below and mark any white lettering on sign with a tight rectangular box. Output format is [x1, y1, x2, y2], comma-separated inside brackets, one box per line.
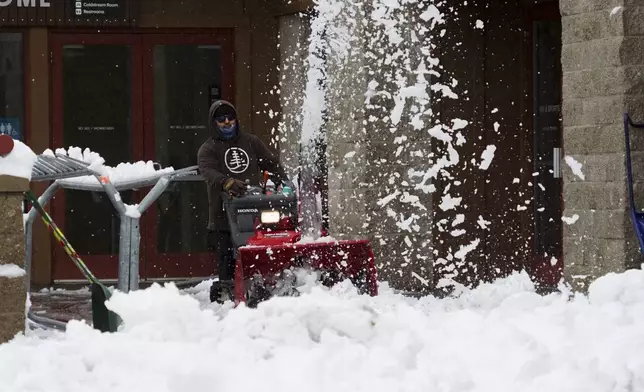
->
[0, 0, 51, 6]
[75, 2, 121, 15]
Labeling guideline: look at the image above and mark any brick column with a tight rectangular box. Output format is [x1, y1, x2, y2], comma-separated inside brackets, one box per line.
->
[0, 174, 28, 343]
[560, 1, 644, 290]
[324, 0, 435, 292]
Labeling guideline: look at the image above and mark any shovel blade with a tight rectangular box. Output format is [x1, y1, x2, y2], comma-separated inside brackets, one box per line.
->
[91, 283, 119, 333]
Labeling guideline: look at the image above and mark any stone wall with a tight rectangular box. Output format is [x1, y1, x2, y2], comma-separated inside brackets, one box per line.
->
[277, 12, 311, 177]
[560, 0, 644, 290]
[0, 175, 28, 343]
[322, 1, 434, 292]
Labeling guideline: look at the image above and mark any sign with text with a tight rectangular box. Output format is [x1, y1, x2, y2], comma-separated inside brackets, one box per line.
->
[0, 0, 50, 7]
[71, 0, 125, 18]
[0, 0, 137, 26]
[0, 118, 21, 141]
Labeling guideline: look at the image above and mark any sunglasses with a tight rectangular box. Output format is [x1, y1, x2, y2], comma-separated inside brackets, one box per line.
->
[215, 114, 236, 123]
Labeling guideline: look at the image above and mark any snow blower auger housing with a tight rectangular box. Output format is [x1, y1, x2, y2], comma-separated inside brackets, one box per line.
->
[213, 181, 378, 307]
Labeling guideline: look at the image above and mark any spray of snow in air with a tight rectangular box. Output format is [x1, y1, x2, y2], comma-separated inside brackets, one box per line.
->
[285, 0, 489, 286]
[295, 0, 350, 239]
[564, 155, 585, 180]
[479, 145, 497, 170]
[562, 214, 580, 225]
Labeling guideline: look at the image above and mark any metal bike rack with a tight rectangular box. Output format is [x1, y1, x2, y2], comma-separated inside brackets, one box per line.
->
[24, 153, 200, 330]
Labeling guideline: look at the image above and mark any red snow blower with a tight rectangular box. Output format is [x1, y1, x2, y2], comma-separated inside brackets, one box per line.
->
[211, 173, 378, 307]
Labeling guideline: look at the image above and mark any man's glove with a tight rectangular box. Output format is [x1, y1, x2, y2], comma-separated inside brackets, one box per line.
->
[223, 177, 246, 197]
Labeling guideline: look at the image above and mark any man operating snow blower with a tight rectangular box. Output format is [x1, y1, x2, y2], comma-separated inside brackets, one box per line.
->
[198, 99, 290, 303]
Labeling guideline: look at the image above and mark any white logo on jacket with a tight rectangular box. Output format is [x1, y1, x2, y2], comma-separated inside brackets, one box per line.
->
[224, 147, 250, 173]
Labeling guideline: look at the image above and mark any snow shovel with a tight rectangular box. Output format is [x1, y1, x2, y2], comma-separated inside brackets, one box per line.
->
[24, 190, 118, 333]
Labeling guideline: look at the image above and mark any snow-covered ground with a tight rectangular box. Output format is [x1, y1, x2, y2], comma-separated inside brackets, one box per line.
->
[0, 0, 630, 390]
[2, 270, 644, 392]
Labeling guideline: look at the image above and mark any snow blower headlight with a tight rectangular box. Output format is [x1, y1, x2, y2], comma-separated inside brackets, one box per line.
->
[260, 210, 281, 224]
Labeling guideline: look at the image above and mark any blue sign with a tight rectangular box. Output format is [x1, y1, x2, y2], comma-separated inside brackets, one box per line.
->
[0, 117, 21, 141]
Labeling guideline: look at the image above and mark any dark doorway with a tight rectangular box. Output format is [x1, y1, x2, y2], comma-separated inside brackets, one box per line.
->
[526, 0, 564, 288]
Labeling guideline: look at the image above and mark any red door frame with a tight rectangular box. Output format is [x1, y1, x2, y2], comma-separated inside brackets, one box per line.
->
[524, 1, 564, 289]
[49, 30, 235, 281]
[50, 33, 144, 281]
[140, 32, 234, 279]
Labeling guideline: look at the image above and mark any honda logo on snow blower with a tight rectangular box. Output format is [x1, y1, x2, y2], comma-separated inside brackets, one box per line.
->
[0, 0, 51, 6]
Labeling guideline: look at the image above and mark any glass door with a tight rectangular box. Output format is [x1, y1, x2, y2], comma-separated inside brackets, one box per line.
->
[141, 33, 234, 279]
[50, 34, 143, 281]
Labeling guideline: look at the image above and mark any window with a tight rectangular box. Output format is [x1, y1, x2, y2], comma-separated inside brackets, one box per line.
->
[0, 33, 24, 141]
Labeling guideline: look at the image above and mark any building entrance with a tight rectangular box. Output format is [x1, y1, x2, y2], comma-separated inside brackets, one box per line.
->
[50, 31, 234, 282]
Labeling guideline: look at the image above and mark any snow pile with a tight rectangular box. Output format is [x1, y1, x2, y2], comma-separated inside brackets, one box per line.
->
[3, 270, 644, 391]
[0, 139, 37, 180]
[48, 146, 175, 187]
[43, 146, 104, 168]
[0, 263, 26, 278]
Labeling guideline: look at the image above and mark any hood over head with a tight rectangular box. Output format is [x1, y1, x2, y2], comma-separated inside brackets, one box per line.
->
[208, 100, 240, 141]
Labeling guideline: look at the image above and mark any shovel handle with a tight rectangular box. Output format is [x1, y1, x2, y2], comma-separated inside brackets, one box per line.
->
[24, 190, 98, 284]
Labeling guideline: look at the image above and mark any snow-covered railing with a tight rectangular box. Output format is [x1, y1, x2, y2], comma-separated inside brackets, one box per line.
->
[30, 154, 94, 182]
[24, 148, 201, 297]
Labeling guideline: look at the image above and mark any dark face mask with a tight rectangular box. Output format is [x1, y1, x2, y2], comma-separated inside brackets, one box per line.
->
[218, 122, 238, 140]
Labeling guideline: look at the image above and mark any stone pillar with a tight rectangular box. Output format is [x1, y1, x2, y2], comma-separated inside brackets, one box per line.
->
[277, 12, 311, 177]
[277, 1, 439, 292]
[324, 0, 435, 292]
[0, 174, 28, 343]
[560, 1, 644, 290]
[324, 3, 370, 246]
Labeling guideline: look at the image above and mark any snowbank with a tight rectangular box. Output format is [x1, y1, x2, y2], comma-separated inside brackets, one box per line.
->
[2, 270, 644, 391]
[0, 139, 37, 180]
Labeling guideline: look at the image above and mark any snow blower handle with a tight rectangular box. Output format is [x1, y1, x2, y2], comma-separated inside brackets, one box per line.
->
[262, 171, 269, 194]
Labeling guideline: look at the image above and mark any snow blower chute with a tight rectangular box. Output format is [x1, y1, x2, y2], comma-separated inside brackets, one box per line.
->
[211, 175, 378, 307]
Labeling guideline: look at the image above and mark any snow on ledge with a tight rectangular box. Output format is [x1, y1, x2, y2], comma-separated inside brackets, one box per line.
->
[0, 263, 26, 278]
[0, 139, 37, 180]
[45, 146, 175, 186]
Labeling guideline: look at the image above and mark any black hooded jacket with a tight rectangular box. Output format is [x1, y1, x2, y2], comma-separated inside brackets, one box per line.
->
[197, 100, 288, 231]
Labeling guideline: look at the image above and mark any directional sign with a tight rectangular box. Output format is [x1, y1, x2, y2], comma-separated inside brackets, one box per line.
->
[0, 117, 21, 141]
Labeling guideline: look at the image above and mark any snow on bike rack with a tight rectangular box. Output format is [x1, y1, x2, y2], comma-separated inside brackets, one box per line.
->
[25, 150, 200, 299]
